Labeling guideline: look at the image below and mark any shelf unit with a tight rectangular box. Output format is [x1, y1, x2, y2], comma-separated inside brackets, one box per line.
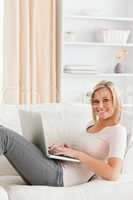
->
[57, 0, 133, 107]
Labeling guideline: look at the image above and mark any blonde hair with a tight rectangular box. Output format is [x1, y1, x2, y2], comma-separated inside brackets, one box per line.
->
[90, 80, 122, 125]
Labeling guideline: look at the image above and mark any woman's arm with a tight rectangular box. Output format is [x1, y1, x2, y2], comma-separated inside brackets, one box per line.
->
[53, 146, 122, 181]
[76, 151, 122, 181]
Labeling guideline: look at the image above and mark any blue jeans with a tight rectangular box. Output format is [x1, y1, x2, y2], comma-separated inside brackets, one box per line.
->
[0, 125, 64, 186]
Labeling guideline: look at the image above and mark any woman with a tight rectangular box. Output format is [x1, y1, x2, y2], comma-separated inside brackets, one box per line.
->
[0, 80, 127, 186]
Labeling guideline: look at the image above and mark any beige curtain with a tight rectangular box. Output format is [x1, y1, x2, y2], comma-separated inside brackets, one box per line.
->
[3, 0, 57, 104]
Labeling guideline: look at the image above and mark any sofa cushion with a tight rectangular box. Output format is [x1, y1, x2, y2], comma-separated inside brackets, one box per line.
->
[0, 175, 25, 186]
[0, 156, 19, 176]
[0, 105, 22, 134]
[5, 179, 133, 200]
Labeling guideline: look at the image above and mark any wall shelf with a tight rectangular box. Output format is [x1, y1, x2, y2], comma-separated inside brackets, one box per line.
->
[98, 73, 133, 77]
[64, 42, 133, 47]
[123, 104, 133, 108]
[64, 15, 133, 22]
[63, 72, 133, 77]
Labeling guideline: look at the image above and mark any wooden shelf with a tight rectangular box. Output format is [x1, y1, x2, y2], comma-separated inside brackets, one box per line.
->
[64, 15, 133, 22]
[64, 42, 133, 47]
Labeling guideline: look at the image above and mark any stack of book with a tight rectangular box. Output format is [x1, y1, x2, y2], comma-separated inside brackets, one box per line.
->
[64, 65, 98, 74]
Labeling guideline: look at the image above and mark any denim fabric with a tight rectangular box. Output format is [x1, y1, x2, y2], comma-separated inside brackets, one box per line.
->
[0, 125, 64, 186]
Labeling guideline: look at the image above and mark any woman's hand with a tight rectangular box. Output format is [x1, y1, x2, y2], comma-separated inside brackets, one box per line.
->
[48, 143, 71, 154]
[49, 144, 79, 159]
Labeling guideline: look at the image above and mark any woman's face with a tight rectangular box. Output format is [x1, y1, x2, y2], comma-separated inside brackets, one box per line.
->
[92, 87, 114, 120]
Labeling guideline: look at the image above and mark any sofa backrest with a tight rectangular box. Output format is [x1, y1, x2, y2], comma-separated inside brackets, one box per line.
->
[40, 103, 92, 145]
[120, 110, 133, 149]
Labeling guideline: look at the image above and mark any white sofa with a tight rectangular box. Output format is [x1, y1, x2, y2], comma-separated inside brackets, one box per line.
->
[0, 103, 133, 200]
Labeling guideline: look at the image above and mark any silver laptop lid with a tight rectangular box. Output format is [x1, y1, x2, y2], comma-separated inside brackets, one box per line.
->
[19, 110, 48, 155]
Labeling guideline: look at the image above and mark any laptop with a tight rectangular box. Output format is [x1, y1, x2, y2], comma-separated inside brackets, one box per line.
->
[19, 110, 80, 163]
